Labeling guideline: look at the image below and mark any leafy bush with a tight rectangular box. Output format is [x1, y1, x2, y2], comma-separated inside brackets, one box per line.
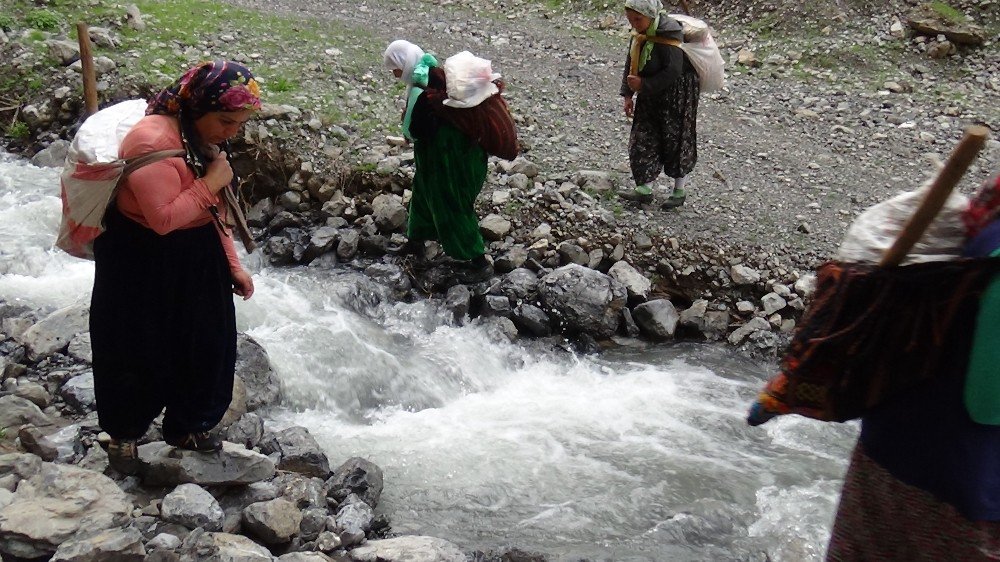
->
[7, 121, 29, 139]
[0, 14, 15, 31]
[25, 9, 60, 31]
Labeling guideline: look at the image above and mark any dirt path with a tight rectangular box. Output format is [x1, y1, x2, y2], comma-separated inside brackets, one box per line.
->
[224, 0, 998, 271]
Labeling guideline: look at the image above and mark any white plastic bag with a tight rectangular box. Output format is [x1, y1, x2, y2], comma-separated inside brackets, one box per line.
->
[57, 100, 183, 259]
[441, 51, 501, 109]
[669, 14, 726, 92]
[68, 98, 148, 164]
[835, 180, 969, 265]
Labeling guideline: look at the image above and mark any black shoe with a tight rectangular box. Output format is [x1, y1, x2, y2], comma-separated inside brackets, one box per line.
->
[454, 255, 494, 284]
[165, 432, 223, 452]
[107, 438, 141, 475]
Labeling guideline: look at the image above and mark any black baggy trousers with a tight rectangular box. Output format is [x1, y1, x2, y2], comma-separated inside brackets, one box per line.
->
[90, 205, 236, 441]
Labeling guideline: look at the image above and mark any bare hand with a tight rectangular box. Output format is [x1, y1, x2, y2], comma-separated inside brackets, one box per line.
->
[232, 269, 254, 300]
[202, 151, 233, 194]
[626, 75, 642, 93]
[623, 96, 635, 118]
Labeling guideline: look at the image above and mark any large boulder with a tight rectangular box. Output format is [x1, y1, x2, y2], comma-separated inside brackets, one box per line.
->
[236, 333, 282, 411]
[261, 426, 330, 478]
[18, 304, 89, 361]
[0, 463, 131, 559]
[0, 395, 52, 429]
[242, 498, 302, 544]
[632, 300, 680, 340]
[178, 532, 273, 561]
[907, 3, 987, 45]
[325, 457, 384, 509]
[138, 442, 275, 487]
[50, 527, 145, 562]
[538, 264, 627, 338]
[161, 483, 225, 531]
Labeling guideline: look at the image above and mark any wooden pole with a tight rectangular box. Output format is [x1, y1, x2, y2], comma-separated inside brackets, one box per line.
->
[677, 0, 692, 15]
[76, 22, 99, 117]
[879, 125, 990, 268]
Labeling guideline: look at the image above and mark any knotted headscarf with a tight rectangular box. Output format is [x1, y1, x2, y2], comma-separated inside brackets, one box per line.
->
[625, 0, 665, 72]
[147, 60, 262, 174]
[383, 40, 439, 140]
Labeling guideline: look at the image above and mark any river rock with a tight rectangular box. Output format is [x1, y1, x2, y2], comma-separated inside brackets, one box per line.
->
[16, 427, 58, 462]
[482, 296, 511, 319]
[730, 265, 761, 286]
[333, 494, 373, 547]
[573, 170, 613, 194]
[50, 527, 145, 562]
[495, 246, 529, 273]
[364, 263, 411, 298]
[538, 264, 627, 339]
[18, 304, 89, 361]
[0, 463, 131, 559]
[631, 300, 680, 340]
[262, 426, 330, 478]
[30, 140, 70, 168]
[793, 274, 817, 299]
[66, 332, 92, 363]
[607, 261, 652, 301]
[242, 498, 302, 544]
[492, 268, 539, 302]
[161, 483, 225, 531]
[678, 299, 710, 333]
[0, 395, 52, 429]
[557, 242, 589, 266]
[304, 226, 339, 262]
[512, 304, 552, 337]
[179, 532, 273, 562]
[279, 553, 336, 561]
[372, 194, 407, 233]
[445, 284, 471, 322]
[349, 536, 466, 562]
[13, 381, 50, 408]
[138, 441, 276, 487]
[728, 317, 772, 345]
[226, 412, 265, 449]
[761, 293, 787, 315]
[236, 333, 282, 411]
[480, 214, 512, 241]
[60, 372, 96, 412]
[325, 457, 384, 509]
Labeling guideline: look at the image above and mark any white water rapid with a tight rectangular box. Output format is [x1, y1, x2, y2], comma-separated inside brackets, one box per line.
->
[0, 153, 858, 561]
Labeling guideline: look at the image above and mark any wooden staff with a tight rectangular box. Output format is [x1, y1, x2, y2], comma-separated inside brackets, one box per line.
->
[76, 22, 99, 117]
[879, 125, 990, 267]
[676, 0, 692, 15]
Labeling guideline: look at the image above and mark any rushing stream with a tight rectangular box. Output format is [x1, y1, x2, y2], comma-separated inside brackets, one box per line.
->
[0, 153, 858, 561]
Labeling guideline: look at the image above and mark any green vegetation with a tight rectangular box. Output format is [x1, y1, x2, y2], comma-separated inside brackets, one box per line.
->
[0, 14, 15, 30]
[7, 121, 29, 139]
[25, 9, 60, 30]
[928, 2, 966, 24]
[269, 77, 297, 93]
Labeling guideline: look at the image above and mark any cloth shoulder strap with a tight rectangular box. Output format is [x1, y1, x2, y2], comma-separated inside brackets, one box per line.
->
[121, 149, 186, 176]
[629, 34, 683, 75]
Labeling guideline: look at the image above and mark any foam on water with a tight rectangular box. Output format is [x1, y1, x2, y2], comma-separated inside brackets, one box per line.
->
[0, 154, 857, 561]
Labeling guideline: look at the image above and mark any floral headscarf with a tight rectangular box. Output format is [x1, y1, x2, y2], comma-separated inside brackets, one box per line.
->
[148, 60, 261, 119]
[147, 60, 262, 174]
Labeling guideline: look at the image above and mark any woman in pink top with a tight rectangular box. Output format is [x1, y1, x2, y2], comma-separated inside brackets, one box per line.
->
[90, 61, 261, 473]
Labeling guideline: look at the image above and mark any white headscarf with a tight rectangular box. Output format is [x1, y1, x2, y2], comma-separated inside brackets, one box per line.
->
[383, 40, 425, 88]
[624, 0, 660, 18]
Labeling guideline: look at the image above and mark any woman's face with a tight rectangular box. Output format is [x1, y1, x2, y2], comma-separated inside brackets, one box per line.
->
[392, 68, 403, 79]
[625, 9, 652, 32]
[193, 109, 255, 145]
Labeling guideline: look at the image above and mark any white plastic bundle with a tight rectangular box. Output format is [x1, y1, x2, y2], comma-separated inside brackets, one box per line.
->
[67, 99, 148, 164]
[669, 14, 726, 92]
[441, 51, 501, 109]
[835, 180, 969, 265]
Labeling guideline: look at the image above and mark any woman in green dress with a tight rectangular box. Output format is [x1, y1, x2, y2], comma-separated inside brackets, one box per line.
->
[383, 40, 492, 282]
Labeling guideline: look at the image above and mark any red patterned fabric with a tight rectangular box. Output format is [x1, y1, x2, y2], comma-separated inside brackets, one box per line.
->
[964, 174, 1000, 239]
[827, 444, 1000, 561]
[424, 68, 519, 161]
[747, 258, 999, 425]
